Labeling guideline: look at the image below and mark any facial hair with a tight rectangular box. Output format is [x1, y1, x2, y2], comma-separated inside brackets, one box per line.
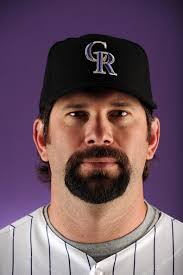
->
[64, 145, 132, 204]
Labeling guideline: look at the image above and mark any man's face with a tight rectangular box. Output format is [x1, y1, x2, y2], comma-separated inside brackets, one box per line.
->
[44, 90, 153, 204]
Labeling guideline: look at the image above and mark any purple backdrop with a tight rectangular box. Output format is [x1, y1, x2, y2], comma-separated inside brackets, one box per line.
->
[0, 0, 182, 228]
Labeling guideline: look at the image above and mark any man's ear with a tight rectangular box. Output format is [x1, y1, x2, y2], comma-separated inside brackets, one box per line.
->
[33, 118, 49, 162]
[147, 117, 160, 160]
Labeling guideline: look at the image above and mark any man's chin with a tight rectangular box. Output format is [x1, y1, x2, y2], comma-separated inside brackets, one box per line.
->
[82, 178, 115, 193]
[79, 165, 120, 178]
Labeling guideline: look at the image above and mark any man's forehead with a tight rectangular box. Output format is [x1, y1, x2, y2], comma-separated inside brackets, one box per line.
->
[56, 89, 140, 106]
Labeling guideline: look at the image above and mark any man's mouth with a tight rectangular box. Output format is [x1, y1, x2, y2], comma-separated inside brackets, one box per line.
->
[81, 158, 117, 168]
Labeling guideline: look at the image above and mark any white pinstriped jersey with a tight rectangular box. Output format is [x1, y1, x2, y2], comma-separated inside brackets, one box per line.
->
[0, 206, 183, 275]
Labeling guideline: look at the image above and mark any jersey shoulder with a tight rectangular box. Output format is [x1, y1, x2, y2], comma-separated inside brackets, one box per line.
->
[156, 210, 183, 234]
[0, 206, 45, 236]
[155, 211, 183, 254]
[159, 211, 183, 228]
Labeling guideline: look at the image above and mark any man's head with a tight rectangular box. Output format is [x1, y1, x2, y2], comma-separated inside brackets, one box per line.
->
[33, 34, 160, 204]
[33, 88, 160, 204]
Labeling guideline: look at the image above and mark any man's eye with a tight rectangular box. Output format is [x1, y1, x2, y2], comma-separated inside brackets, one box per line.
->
[110, 110, 128, 117]
[68, 111, 88, 118]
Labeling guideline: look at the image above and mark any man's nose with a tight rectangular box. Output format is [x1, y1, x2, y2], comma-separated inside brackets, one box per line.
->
[84, 115, 114, 146]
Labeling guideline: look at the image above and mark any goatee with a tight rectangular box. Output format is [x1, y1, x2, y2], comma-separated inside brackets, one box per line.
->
[64, 145, 132, 204]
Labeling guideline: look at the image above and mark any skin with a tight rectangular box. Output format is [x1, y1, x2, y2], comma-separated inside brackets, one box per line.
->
[33, 89, 160, 243]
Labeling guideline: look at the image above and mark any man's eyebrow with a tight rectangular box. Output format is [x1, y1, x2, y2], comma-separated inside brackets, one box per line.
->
[63, 103, 90, 110]
[110, 102, 135, 108]
[62, 101, 135, 110]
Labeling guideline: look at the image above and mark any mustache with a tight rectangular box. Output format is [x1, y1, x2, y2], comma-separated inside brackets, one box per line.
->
[67, 145, 129, 169]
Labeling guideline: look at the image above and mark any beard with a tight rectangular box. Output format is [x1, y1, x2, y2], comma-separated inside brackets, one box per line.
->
[64, 145, 132, 204]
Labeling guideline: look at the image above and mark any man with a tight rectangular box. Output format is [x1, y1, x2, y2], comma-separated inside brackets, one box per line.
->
[0, 34, 182, 274]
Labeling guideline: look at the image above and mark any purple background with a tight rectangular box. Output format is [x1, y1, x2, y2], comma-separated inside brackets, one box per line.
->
[0, 0, 182, 228]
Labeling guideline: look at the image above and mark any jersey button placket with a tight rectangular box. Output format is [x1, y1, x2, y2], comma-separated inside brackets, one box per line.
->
[96, 268, 105, 275]
[90, 266, 105, 275]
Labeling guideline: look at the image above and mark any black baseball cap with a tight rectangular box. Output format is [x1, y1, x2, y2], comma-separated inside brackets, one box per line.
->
[39, 34, 157, 113]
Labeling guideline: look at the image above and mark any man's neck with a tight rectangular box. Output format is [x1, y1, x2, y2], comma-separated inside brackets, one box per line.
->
[48, 183, 146, 243]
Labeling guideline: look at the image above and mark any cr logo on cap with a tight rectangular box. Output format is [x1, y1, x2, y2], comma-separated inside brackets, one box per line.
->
[85, 41, 117, 76]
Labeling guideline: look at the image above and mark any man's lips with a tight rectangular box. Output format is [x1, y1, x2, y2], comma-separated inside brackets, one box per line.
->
[82, 158, 117, 163]
[81, 158, 118, 168]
